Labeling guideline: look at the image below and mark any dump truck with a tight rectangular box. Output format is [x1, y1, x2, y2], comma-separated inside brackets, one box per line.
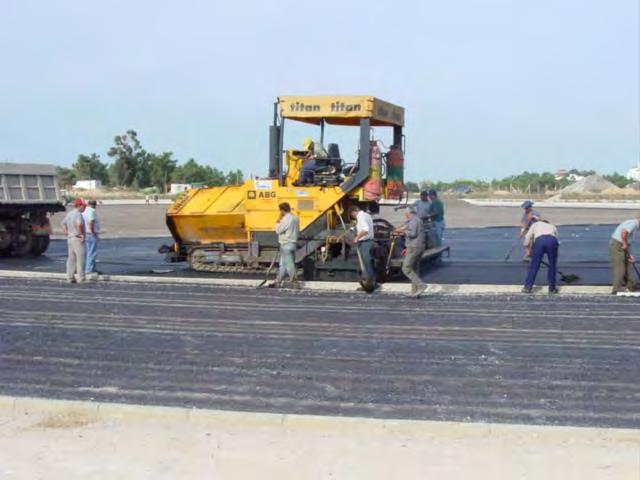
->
[165, 95, 448, 281]
[0, 163, 65, 257]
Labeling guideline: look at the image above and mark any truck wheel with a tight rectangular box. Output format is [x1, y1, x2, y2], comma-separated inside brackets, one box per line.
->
[30, 235, 50, 256]
[11, 232, 33, 257]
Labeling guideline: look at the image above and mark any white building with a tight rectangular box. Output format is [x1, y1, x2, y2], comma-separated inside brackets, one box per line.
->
[73, 179, 102, 190]
[626, 166, 640, 182]
[170, 183, 193, 194]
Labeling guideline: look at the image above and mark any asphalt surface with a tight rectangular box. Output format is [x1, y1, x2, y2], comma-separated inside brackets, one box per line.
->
[0, 278, 638, 429]
[0, 225, 618, 285]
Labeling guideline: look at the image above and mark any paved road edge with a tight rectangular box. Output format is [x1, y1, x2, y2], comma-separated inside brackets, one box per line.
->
[0, 269, 616, 295]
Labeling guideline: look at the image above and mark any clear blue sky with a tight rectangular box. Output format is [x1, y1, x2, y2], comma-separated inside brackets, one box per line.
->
[1, 0, 638, 182]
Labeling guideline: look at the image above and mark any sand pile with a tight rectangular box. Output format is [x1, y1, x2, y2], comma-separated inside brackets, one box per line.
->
[556, 175, 621, 196]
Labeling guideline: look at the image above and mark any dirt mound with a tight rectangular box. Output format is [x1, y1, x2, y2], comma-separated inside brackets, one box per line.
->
[557, 175, 620, 196]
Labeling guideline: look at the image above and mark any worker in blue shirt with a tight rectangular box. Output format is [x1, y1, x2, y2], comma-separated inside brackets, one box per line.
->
[520, 200, 541, 238]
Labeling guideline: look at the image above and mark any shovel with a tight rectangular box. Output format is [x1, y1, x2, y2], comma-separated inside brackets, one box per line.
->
[540, 260, 580, 284]
[257, 251, 280, 288]
[504, 236, 521, 262]
[384, 236, 397, 278]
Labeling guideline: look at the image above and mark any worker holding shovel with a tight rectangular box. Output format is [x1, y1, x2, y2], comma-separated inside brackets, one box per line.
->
[609, 216, 640, 294]
[349, 205, 376, 292]
[522, 219, 559, 294]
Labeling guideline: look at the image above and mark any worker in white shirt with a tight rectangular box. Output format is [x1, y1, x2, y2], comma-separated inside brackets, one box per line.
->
[522, 219, 559, 294]
[348, 205, 376, 286]
[273, 202, 300, 287]
[83, 199, 101, 275]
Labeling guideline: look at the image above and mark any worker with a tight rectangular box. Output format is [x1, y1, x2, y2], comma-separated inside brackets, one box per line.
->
[609, 216, 640, 294]
[425, 189, 445, 246]
[298, 138, 317, 184]
[61, 198, 87, 284]
[273, 202, 300, 287]
[83, 199, 101, 276]
[520, 200, 541, 237]
[349, 205, 376, 286]
[394, 206, 428, 297]
[522, 219, 559, 294]
[413, 191, 432, 223]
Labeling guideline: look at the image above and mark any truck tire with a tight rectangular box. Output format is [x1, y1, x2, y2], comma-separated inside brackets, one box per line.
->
[30, 235, 50, 256]
[11, 232, 32, 257]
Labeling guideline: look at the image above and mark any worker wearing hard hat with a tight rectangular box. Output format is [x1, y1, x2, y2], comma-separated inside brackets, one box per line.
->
[520, 200, 541, 238]
[394, 206, 428, 297]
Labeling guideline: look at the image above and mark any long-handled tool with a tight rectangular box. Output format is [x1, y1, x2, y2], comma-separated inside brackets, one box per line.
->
[385, 236, 398, 278]
[355, 245, 376, 293]
[503, 236, 521, 261]
[257, 251, 280, 288]
[540, 260, 580, 284]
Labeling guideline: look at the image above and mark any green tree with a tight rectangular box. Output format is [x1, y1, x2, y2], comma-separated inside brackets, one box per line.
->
[148, 152, 177, 192]
[404, 181, 420, 193]
[107, 130, 146, 187]
[604, 172, 630, 188]
[73, 153, 109, 185]
[57, 167, 76, 189]
[225, 169, 244, 185]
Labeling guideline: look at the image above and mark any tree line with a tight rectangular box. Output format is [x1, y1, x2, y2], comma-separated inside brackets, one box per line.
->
[58, 130, 244, 192]
[405, 169, 634, 194]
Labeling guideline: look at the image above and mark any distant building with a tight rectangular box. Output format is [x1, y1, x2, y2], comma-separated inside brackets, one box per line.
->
[554, 169, 568, 180]
[170, 183, 192, 194]
[73, 179, 102, 190]
[626, 167, 640, 182]
[554, 170, 584, 182]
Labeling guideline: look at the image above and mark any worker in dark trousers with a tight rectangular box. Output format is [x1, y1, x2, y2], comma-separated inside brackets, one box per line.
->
[522, 219, 559, 294]
[394, 206, 428, 297]
[349, 205, 376, 288]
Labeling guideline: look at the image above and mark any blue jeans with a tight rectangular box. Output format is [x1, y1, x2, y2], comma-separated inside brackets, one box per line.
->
[357, 239, 376, 281]
[524, 235, 558, 290]
[277, 243, 297, 282]
[432, 220, 445, 246]
[85, 234, 98, 273]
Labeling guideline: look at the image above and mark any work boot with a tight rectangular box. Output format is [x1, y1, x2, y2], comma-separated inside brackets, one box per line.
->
[521, 287, 532, 294]
[413, 283, 428, 298]
[548, 288, 559, 294]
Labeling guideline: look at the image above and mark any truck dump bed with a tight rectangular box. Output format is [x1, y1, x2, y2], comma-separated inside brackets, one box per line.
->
[0, 163, 62, 207]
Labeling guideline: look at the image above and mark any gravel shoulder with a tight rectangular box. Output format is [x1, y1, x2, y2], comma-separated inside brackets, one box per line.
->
[0, 397, 637, 480]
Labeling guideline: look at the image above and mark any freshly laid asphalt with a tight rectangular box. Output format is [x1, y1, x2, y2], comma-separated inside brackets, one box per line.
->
[0, 278, 638, 429]
[0, 224, 619, 285]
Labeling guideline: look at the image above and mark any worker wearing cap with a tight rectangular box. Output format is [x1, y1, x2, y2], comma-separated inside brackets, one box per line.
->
[273, 202, 300, 287]
[425, 189, 445, 246]
[349, 205, 376, 285]
[394, 206, 428, 297]
[522, 219, 559, 294]
[520, 200, 541, 238]
[61, 198, 87, 283]
[609, 216, 640, 294]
